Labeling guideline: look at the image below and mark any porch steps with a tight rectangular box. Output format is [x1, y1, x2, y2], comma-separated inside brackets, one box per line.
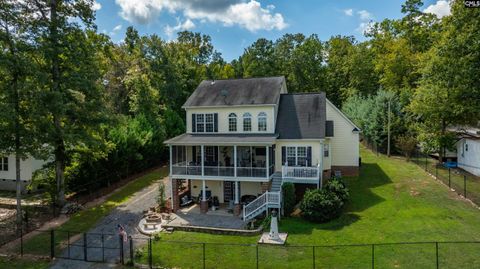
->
[270, 172, 283, 192]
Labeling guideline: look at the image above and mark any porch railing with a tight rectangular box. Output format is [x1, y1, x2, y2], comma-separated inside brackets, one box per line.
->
[243, 191, 281, 221]
[282, 164, 320, 180]
[172, 163, 269, 178]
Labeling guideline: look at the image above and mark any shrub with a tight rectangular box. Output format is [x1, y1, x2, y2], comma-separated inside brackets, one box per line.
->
[325, 178, 349, 202]
[282, 182, 296, 215]
[300, 189, 344, 223]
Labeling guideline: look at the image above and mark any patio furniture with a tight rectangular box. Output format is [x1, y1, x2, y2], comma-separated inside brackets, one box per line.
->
[241, 195, 257, 205]
[180, 195, 194, 207]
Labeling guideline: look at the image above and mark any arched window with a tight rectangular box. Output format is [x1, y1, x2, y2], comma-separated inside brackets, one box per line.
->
[258, 112, 267, 131]
[228, 113, 237, 132]
[243, 113, 252, 132]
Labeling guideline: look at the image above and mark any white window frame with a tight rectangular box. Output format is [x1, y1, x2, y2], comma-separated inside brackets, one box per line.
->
[286, 146, 307, 167]
[324, 144, 329, 157]
[243, 113, 252, 132]
[195, 113, 215, 133]
[258, 112, 267, 132]
[0, 157, 8, 171]
[228, 113, 237, 132]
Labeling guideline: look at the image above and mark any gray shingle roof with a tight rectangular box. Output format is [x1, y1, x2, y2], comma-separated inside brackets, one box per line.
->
[164, 133, 278, 145]
[183, 77, 285, 107]
[275, 93, 326, 139]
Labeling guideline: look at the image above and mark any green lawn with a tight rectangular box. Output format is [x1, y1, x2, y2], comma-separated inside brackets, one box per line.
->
[142, 147, 480, 269]
[0, 256, 49, 269]
[18, 167, 168, 257]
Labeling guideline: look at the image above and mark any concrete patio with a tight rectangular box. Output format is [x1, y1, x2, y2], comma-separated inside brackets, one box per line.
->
[166, 204, 247, 230]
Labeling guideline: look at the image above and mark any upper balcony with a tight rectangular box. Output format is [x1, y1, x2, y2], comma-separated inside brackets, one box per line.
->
[169, 145, 275, 180]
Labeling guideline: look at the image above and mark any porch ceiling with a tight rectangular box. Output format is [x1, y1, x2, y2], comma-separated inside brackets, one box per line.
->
[164, 133, 278, 146]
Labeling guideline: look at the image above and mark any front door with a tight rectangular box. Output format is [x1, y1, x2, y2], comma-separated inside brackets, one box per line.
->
[223, 181, 240, 202]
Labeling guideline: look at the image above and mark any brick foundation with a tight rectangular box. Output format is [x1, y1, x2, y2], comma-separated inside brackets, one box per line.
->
[331, 166, 360, 177]
[260, 181, 271, 193]
[171, 178, 180, 212]
[233, 204, 242, 216]
[200, 200, 209, 213]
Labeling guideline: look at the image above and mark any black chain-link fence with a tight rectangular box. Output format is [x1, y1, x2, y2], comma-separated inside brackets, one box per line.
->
[5, 228, 480, 268]
[411, 150, 480, 206]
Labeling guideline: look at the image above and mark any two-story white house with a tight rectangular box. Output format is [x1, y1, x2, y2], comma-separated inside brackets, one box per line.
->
[164, 76, 359, 220]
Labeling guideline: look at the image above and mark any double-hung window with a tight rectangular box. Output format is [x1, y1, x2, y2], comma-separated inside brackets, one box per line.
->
[0, 157, 8, 171]
[205, 114, 214, 132]
[258, 112, 267, 131]
[285, 146, 308, 167]
[196, 114, 205, 132]
[228, 113, 237, 132]
[243, 113, 252, 132]
[193, 113, 217, 133]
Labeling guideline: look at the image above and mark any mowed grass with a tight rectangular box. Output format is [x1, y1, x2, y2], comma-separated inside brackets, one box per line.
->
[19, 167, 168, 256]
[0, 256, 49, 269]
[143, 147, 480, 269]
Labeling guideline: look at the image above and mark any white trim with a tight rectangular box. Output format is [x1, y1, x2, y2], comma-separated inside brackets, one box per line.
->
[183, 104, 276, 109]
[171, 174, 270, 182]
[326, 99, 361, 131]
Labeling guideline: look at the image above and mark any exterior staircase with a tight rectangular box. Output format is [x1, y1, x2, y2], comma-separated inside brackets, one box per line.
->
[243, 173, 283, 221]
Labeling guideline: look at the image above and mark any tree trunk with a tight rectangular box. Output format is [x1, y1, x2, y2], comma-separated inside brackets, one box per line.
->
[55, 140, 66, 206]
[49, 0, 66, 207]
[13, 71, 22, 234]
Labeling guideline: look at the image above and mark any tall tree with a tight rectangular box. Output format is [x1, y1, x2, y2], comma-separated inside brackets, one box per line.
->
[409, 0, 480, 160]
[25, 0, 108, 206]
[0, 0, 42, 231]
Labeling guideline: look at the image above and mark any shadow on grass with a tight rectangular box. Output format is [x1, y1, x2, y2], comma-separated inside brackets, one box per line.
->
[281, 162, 392, 235]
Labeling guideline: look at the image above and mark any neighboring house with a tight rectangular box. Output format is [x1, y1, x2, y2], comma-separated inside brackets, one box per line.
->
[0, 154, 46, 192]
[456, 127, 480, 177]
[164, 76, 360, 220]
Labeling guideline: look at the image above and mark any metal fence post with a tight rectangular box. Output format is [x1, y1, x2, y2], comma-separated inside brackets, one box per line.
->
[20, 228, 23, 257]
[101, 234, 105, 262]
[203, 243, 206, 269]
[312, 246, 316, 269]
[464, 175, 467, 198]
[67, 231, 70, 259]
[83, 233, 88, 261]
[448, 168, 451, 188]
[436, 164, 438, 179]
[50, 230, 54, 259]
[119, 234, 124, 265]
[371, 244, 375, 269]
[425, 155, 428, 171]
[256, 244, 259, 269]
[129, 236, 134, 265]
[148, 237, 152, 269]
[436, 242, 439, 269]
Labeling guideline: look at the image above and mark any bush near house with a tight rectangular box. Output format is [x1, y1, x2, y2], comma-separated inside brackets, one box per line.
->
[282, 182, 296, 216]
[300, 178, 350, 223]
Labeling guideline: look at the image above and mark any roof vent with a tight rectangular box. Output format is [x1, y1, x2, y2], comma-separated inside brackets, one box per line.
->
[211, 80, 215, 85]
[221, 89, 228, 97]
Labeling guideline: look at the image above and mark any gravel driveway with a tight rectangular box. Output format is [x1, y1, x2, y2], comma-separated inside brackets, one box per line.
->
[49, 176, 169, 269]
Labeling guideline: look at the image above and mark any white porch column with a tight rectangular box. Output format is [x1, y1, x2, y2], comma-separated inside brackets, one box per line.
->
[320, 142, 324, 189]
[169, 145, 173, 176]
[234, 145, 237, 178]
[202, 180, 206, 202]
[234, 181, 239, 204]
[201, 145, 205, 177]
[266, 145, 269, 179]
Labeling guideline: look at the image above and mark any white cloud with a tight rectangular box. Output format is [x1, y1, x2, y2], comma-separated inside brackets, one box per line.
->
[164, 19, 196, 38]
[423, 0, 451, 18]
[109, 24, 123, 35]
[354, 10, 374, 35]
[115, 0, 287, 32]
[92, 1, 102, 11]
[343, 9, 353, 16]
[357, 10, 372, 21]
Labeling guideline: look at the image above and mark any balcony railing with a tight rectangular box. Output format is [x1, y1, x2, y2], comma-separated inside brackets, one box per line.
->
[282, 165, 320, 180]
[171, 163, 269, 178]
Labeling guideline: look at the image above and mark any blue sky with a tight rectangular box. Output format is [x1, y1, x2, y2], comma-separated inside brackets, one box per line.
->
[94, 0, 450, 61]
